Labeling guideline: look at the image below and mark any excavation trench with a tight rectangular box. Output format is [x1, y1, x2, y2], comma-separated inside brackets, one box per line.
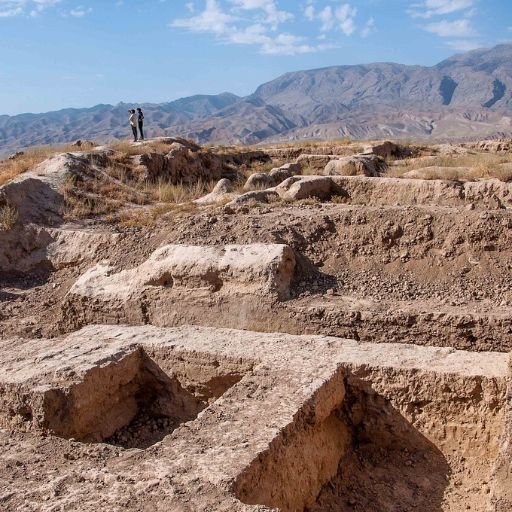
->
[37, 348, 247, 449]
[233, 367, 507, 512]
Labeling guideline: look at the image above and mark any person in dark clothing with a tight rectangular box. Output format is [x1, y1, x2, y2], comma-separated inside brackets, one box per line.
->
[137, 108, 145, 141]
[129, 109, 138, 141]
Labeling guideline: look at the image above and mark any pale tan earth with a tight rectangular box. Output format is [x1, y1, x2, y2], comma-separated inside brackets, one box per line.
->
[1, 137, 512, 511]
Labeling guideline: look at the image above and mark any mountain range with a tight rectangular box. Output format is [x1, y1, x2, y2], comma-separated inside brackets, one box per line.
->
[1, 44, 512, 155]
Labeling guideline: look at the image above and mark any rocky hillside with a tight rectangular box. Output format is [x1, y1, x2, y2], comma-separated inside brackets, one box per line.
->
[1, 44, 512, 154]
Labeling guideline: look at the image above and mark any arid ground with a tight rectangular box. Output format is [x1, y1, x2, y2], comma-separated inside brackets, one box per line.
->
[1, 136, 511, 511]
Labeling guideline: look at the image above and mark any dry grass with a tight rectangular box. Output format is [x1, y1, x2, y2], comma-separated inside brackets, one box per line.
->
[209, 143, 263, 155]
[61, 182, 118, 219]
[330, 195, 348, 204]
[242, 161, 276, 176]
[0, 144, 81, 186]
[0, 204, 18, 230]
[63, 160, 211, 222]
[144, 179, 214, 204]
[109, 201, 199, 228]
[60, 165, 150, 219]
[387, 152, 512, 181]
[295, 197, 321, 206]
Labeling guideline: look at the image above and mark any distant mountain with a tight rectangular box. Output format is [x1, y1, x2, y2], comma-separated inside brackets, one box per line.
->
[1, 44, 512, 155]
[0, 93, 241, 155]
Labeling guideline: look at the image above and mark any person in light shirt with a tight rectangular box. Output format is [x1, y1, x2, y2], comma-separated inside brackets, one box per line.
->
[128, 109, 137, 142]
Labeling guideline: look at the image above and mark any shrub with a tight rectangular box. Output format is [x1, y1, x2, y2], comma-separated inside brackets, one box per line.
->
[0, 204, 18, 230]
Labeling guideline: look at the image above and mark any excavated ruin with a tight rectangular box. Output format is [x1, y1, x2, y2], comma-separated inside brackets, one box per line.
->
[0, 325, 510, 511]
[1, 138, 512, 511]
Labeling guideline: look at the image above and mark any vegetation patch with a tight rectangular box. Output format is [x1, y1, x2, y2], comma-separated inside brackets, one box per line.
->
[0, 204, 18, 230]
[0, 144, 81, 186]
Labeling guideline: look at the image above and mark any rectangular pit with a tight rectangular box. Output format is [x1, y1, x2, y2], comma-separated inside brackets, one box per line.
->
[1, 347, 250, 449]
[233, 366, 507, 512]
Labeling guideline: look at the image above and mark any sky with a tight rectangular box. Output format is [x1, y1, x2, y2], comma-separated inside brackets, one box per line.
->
[0, 0, 511, 115]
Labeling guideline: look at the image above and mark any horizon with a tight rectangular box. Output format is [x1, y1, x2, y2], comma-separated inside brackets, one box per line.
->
[1, 0, 511, 116]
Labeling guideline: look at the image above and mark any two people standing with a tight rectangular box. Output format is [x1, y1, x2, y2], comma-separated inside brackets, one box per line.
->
[129, 108, 145, 142]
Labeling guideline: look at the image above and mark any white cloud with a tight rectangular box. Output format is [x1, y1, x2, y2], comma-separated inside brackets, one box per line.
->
[304, 2, 314, 21]
[0, 8, 23, 18]
[424, 18, 473, 37]
[0, 0, 61, 17]
[171, 0, 337, 55]
[229, 0, 293, 29]
[335, 4, 357, 36]
[408, 0, 475, 19]
[361, 17, 375, 38]
[172, 0, 236, 35]
[318, 6, 334, 32]
[68, 5, 92, 17]
[445, 39, 482, 51]
[303, 1, 358, 37]
[408, 0, 480, 50]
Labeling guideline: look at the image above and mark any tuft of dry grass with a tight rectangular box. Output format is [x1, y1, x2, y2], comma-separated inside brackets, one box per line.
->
[295, 197, 321, 206]
[330, 195, 348, 204]
[0, 144, 82, 187]
[0, 204, 19, 230]
[108, 201, 199, 228]
[144, 179, 214, 204]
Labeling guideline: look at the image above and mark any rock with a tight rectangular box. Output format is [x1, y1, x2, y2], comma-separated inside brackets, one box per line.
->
[278, 162, 302, 174]
[296, 154, 339, 170]
[245, 163, 303, 192]
[212, 178, 234, 194]
[275, 176, 339, 201]
[227, 189, 280, 206]
[7, 151, 25, 161]
[194, 179, 235, 205]
[244, 173, 271, 191]
[268, 167, 292, 185]
[65, 244, 297, 325]
[323, 154, 386, 177]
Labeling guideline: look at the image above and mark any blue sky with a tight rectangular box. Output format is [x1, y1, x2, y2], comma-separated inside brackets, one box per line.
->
[0, 0, 510, 115]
